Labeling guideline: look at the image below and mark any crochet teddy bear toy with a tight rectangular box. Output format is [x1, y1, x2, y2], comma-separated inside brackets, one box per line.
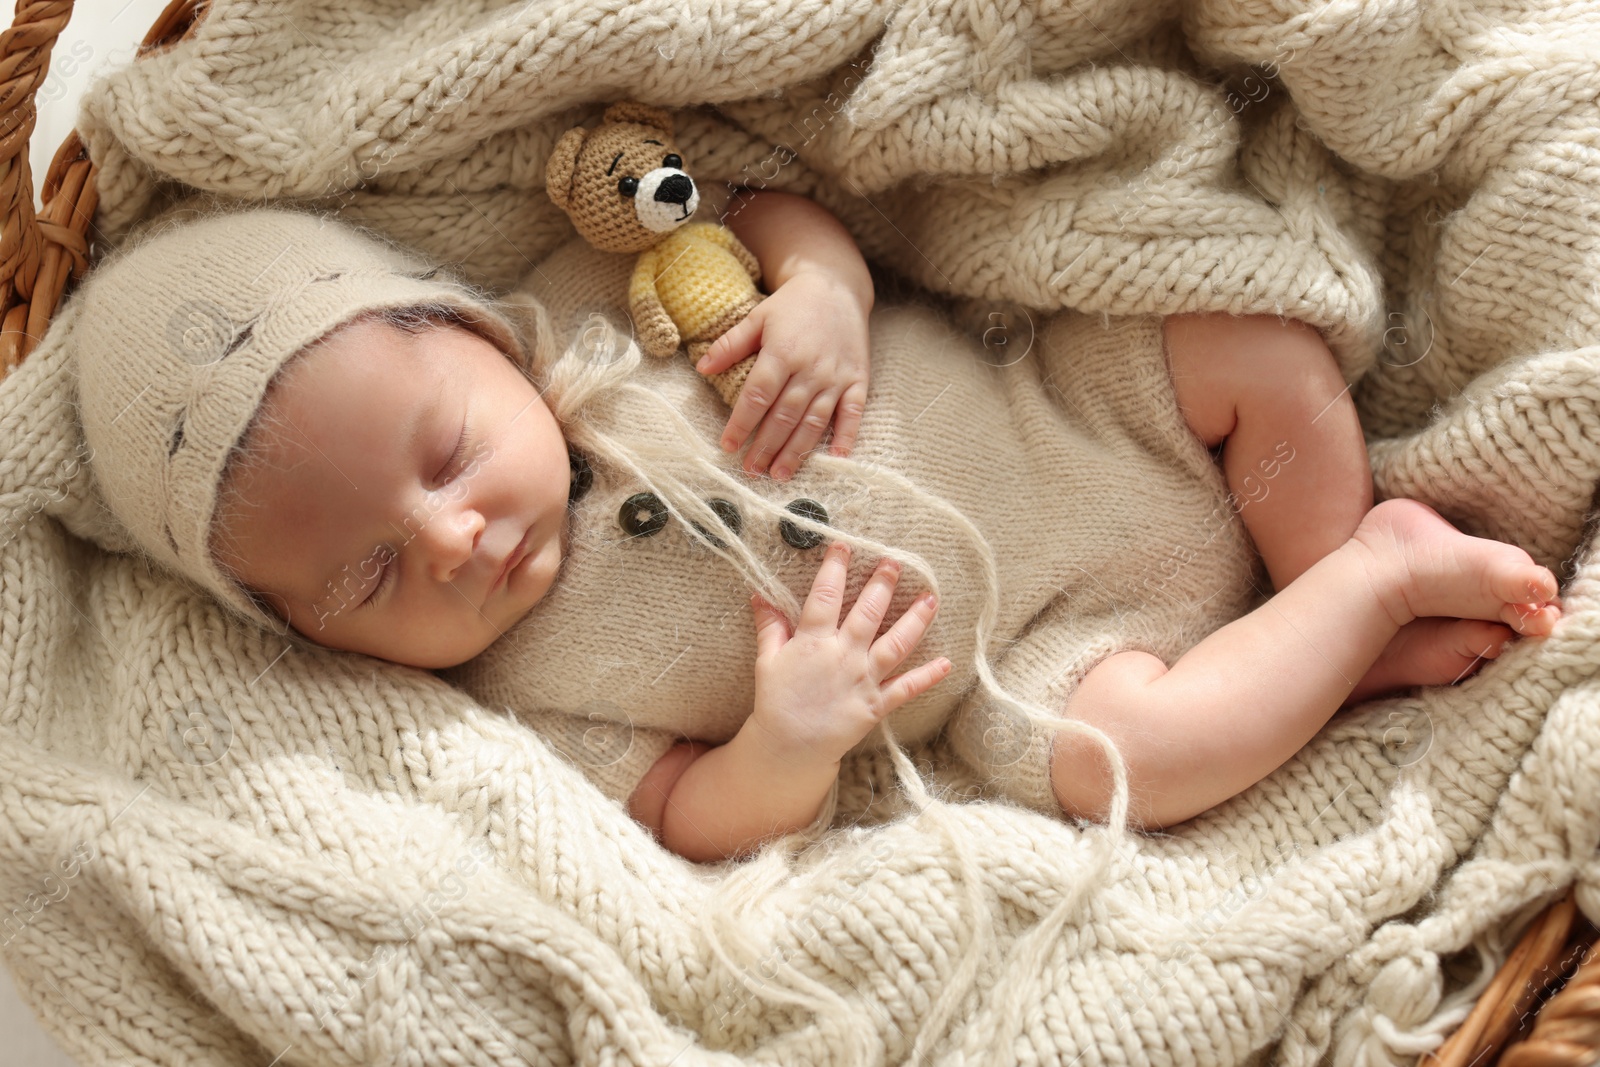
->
[544, 100, 762, 407]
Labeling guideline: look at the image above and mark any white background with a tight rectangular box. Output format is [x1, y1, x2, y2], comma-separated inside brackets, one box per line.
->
[4, 1, 170, 1063]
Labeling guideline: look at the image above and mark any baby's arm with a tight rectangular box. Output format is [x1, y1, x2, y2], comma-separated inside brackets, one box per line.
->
[695, 189, 875, 482]
[628, 728, 842, 864]
[628, 544, 950, 864]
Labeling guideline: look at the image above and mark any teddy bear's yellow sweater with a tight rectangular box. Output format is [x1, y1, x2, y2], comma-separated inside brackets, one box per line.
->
[629, 221, 759, 342]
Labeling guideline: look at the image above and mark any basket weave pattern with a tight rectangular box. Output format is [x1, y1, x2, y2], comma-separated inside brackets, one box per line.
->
[0, 0, 206, 374]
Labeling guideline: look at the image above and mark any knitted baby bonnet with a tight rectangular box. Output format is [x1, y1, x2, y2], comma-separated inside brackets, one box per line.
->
[71, 205, 526, 631]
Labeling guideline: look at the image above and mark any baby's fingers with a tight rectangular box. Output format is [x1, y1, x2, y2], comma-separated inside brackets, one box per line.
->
[699, 315, 762, 376]
[721, 361, 789, 455]
[828, 381, 868, 458]
[769, 389, 837, 482]
[842, 556, 902, 644]
[744, 380, 813, 476]
[879, 657, 953, 713]
[797, 542, 852, 634]
[751, 594, 792, 658]
[868, 592, 938, 678]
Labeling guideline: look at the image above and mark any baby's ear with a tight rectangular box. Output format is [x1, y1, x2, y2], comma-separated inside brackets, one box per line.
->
[545, 126, 589, 213]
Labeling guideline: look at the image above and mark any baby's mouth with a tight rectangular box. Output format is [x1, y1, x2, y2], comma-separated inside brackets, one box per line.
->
[491, 528, 532, 597]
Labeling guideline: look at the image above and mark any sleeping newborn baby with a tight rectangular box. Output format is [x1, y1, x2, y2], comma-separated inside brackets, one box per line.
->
[73, 198, 1561, 865]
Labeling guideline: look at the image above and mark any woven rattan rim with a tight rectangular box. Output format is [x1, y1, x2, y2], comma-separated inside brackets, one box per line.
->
[0, 1, 1596, 1063]
[1424, 889, 1600, 1067]
[0, 0, 206, 375]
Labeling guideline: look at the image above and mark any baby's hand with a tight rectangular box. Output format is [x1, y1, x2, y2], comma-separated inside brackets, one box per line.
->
[744, 542, 951, 770]
[695, 270, 870, 482]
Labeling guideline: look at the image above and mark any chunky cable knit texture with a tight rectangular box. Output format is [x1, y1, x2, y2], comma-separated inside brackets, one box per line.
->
[2, 1, 1599, 1065]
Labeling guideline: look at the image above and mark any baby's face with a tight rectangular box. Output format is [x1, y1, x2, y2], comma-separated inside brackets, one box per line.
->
[212, 317, 571, 669]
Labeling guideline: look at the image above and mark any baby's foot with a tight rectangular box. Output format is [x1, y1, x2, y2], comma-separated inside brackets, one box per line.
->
[1351, 499, 1561, 636]
[1346, 618, 1515, 704]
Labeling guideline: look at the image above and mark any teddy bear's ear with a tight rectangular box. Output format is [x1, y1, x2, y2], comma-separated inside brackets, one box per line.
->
[545, 126, 589, 212]
[602, 100, 674, 135]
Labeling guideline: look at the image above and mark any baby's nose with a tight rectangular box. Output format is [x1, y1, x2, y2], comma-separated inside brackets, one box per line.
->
[421, 509, 486, 583]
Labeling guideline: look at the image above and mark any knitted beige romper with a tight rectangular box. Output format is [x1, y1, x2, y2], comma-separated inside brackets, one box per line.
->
[440, 241, 1261, 820]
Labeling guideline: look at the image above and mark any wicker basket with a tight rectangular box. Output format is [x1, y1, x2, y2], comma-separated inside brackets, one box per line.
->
[0, 0, 1596, 1062]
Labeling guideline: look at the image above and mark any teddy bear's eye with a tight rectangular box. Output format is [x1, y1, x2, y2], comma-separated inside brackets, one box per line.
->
[617, 176, 639, 198]
[663, 153, 683, 169]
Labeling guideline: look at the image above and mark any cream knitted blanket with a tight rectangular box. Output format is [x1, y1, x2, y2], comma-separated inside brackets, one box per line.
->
[3, 1, 1600, 1064]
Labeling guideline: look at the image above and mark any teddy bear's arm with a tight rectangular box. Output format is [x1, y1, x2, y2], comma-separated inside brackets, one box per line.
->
[629, 248, 680, 358]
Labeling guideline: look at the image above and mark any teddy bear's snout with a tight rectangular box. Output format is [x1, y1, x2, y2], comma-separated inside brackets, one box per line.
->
[634, 168, 701, 233]
[655, 172, 694, 205]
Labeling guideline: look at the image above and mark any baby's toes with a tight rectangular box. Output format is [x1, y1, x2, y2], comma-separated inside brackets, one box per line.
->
[1448, 619, 1518, 660]
[1487, 561, 1559, 606]
[1481, 554, 1559, 625]
[1501, 599, 1561, 637]
[1417, 619, 1516, 685]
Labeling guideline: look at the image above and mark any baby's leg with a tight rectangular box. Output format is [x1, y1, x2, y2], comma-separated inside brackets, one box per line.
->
[1165, 312, 1503, 696]
[1164, 312, 1369, 589]
[1049, 499, 1560, 831]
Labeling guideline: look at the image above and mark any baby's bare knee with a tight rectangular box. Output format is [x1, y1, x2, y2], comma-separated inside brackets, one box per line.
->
[1168, 312, 1349, 451]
